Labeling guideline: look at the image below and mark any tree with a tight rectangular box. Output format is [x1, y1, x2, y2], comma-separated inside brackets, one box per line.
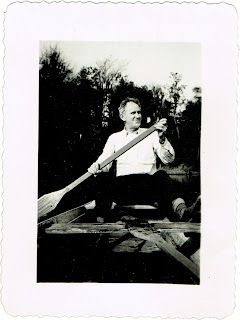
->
[93, 57, 128, 128]
[39, 46, 73, 157]
[39, 46, 72, 87]
[192, 87, 202, 103]
[95, 56, 127, 91]
[73, 66, 99, 88]
[148, 85, 166, 122]
[181, 87, 202, 168]
[164, 72, 187, 139]
[184, 87, 201, 129]
[39, 47, 80, 195]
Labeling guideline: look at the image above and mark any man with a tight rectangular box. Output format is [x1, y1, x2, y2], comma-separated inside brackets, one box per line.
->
[88, 97, 200, 221]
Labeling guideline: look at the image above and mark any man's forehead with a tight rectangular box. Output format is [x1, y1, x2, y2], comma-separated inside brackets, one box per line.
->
[125, 102, 141, 112]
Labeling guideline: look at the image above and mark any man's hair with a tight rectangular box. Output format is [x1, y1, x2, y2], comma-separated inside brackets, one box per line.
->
[118, 97, 141, 118]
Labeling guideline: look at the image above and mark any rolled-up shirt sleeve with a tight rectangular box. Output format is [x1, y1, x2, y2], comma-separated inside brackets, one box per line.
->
[152, 132, 175, 164]
[96, 135, 115, 172]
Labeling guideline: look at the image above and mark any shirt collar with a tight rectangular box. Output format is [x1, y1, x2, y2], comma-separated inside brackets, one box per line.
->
[122, 127, 141, 136]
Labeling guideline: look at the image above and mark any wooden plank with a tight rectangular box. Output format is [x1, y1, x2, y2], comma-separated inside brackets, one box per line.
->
[45, 221, 200, 234]
[112, 237, 145, 253]
[38, 207, 84, 227]
[45, 222, 126, 234]
[161, 231, 200, 265]
[148, 221, 200, 233]
[44, 220, 200, 270]
[38, 201, 96, 226]
[153, 218, 201, 265]
[128, 226, 199, 279]
[140, 241, 161, 253]
[190, 249, 200, 266]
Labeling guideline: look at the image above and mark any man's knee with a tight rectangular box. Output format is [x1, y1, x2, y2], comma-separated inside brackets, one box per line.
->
[153, 169, 169, 180]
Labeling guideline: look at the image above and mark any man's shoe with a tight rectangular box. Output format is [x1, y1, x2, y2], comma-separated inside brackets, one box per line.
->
[179, 195, 201, 222]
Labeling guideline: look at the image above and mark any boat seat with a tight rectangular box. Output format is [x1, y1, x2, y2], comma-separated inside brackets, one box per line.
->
[103, 202, 161, 223]
[85, 201, 157, 210]
[85, 201, 160, 222]
[113, 203, 157, 210]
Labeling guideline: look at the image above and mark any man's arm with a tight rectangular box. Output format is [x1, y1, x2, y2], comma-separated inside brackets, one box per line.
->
[153, 118, 175, 164]
[88, 135, 115, 174]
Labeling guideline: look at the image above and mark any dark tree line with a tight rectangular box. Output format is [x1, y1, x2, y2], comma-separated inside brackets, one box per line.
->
[38, 47, 201, 197]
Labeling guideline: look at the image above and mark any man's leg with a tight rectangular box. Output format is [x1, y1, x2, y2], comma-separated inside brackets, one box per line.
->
[94, 173, 115, 209]
[173, 195, 201, 222]
[150, 170, 180, 217]
[151, 170, 200, 221]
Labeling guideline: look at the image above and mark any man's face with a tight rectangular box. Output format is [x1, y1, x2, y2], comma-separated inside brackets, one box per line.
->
[121, 102, 142, 130]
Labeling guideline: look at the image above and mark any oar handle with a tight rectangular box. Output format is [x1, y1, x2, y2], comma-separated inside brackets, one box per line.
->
[64, 125, 157, 194]
[64, 171, 92, 193]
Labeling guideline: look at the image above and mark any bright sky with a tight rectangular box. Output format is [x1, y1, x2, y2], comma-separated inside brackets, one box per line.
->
[40, 41, 201, 100]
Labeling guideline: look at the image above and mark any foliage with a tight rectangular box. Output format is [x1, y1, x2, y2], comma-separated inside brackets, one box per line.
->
[165, 72, 187, 108]
[163, 73, 187, 139]
[95, 56, 127, 91]
[180, 87, 201, 168]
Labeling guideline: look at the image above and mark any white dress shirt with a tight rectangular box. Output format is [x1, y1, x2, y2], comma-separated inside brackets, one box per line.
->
[97, 128, 175, 177]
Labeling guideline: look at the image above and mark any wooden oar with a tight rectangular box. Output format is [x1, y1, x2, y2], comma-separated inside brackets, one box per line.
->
[38, 125, 157, 218]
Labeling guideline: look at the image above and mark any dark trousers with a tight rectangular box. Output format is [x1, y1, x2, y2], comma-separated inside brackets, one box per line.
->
[94, 170, 181, 212]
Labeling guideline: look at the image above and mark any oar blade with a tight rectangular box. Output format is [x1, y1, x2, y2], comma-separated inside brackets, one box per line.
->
[38, 189, 64, 218]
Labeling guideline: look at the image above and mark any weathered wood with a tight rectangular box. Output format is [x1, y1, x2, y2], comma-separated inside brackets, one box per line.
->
[108, 233, 133, 249]
[112, 237, 145, 253]
[43, 218, 200, 279]
[148, 221, 200, 233]
[38, 207, 85, 227]
[38, 201, 96, 227]
[154, 218, 201, 265]
[190, 249, 200, 266]
[45, 222, 126, 234]
[161, 232, 200, 265]
[44, 221, 200, 235]
[128, 226, 200, 279]
[108, 233, 160, 253]
[140, 241, 160, 253]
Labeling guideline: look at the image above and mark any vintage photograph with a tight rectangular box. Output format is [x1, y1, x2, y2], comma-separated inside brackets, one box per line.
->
[37, 41, 201, 284]
[2, 0, 238, 317]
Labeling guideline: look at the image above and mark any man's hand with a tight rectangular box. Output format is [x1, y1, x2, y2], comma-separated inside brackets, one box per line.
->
[88, 162, 102, 175]
[154, 118, 168, 133]
[154, 118, 168, 143]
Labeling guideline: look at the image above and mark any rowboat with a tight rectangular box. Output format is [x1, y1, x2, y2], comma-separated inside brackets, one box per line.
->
[37, 200, 200, 284]
[37, 125, 200, 284]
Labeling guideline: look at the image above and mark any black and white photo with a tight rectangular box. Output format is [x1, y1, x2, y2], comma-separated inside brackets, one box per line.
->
[1, 2, 238, 318]
[37, 41, 201, 284]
